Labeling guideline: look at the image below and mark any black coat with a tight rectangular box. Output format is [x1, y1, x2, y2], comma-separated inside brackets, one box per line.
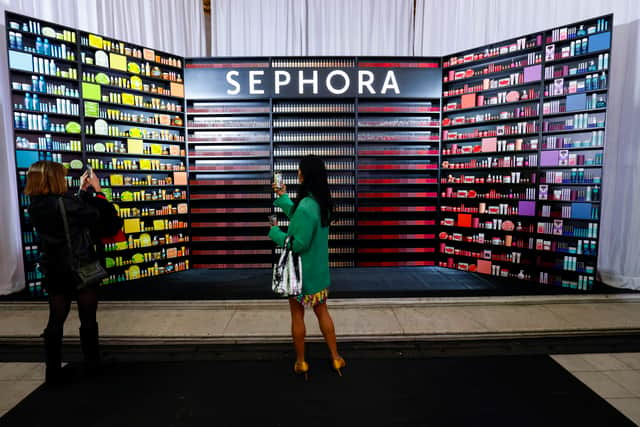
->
[29, 191, 121, 275]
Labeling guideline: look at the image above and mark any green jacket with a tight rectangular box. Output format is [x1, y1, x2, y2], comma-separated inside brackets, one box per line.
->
[268, 193, 330, 295]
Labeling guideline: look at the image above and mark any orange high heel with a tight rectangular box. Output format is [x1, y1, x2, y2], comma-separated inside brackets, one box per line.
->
[294, 361, 309, 380]
[332, 357, 346, 376]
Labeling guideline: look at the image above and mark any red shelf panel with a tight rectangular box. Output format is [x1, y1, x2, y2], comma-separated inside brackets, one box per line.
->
[358, 107, 440, 113]
[194, 263, 271, 268]
[358, 164, 437, 170]
[189, 165, 270, 171]
[358, 178, 438, 185]
[192, 221, 266, 227]
[189, 151, 270, 157]
[193, 249, 271, 255]
[358, 261, 436, 267]
[358, 248, 436, 253]
[358, 149, 439, 156]
[358, 220, 436, 226]
[358, 206, 437, 213]
[358, 234, 436, 240]
[192, 236, 270, 242]
[359, 62, 439, 68]
[190, 180, 271, 186]
[190, 194, 271, 200]
[189, 136, 270, 142]
[188, 107, 270, 114]
[191, 208, 270, 214]
[358, 192, 438, 198]
[186, 62, 269, 69]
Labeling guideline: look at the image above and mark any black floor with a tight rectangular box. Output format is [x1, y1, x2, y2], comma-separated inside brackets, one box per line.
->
[0, 355, 635, 427]
[3, 267, 626, 301]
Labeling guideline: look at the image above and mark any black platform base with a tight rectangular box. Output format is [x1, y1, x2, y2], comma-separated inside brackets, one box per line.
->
[2, 267, 628, 301]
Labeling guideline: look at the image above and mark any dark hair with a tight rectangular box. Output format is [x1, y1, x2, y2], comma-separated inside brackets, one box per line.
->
[295, 155, 333, 227]
[24, 160, 68, 196]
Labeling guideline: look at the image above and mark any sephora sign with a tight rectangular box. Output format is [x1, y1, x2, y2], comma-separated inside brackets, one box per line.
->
[185, 61, 442, 99]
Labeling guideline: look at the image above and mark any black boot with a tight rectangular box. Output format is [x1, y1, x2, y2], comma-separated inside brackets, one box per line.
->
[79, 323, 101, 376]
[43, 326, 67, 385]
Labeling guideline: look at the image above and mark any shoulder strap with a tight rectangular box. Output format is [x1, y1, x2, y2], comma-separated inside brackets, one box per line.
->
[58, 197, 73, 255]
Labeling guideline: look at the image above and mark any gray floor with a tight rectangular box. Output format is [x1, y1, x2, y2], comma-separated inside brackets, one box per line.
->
[1, 294, 640, 423]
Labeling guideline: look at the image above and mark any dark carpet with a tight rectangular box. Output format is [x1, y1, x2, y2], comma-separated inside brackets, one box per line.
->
[0, 355, 634, 427]
[4, 266, 623, 301]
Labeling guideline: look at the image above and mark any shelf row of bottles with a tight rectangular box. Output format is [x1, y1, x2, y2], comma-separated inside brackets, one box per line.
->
[272, 59, 355, 68]
[9, 34, 76, 61]
[79, 34, 182, 69]
[104, 259, 189, 284]
[13, 112, 77, 133]
[443, 88, 539, 111]
[14, 93, 79, 115]
[272, 103, 354, 113]
[96, 107, 183, 127]
[443, 52, 542, 83]
[7, 18, 76, 42]
[442, 138, 537, 155]
[273, 117, 355, 128]
[85, 123, 184, 141]
[442, 187, 536, 200]
[543, 95, 606, 115]
[539, 185, 600, 201]
[443, 72, 538, 97]
[544, 54, 609, 79]
[544, 73, 607, 97]
[547, 18, 609, 43]
[442, 171, 534, 184]
[81, 54, 182, 83]
[81, 71, 179, 98]
[443, 121, 538, 140]
[444, 35, 541, 68]
[442, 153, 538, 169]
[443, 104, 539, 126]
[536, 220, 599, 238]
[104, 233, 189, 252]
[99, 91, 183, 112]
[85, 141, 184, 156]
[15, 135, 82, 152]
[109, 189, 187, 203]
[106, 246, 189, 267]
[86, 157, 185, 171]
[115, 204, 188, 218]
[11, 76, 79, 97]
[273, 146, 355, 157]
[543, 131, 605, 149]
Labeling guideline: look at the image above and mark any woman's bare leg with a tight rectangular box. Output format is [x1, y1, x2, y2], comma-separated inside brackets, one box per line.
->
[288, 298, 306, 362]
[313, 302, 340, 359]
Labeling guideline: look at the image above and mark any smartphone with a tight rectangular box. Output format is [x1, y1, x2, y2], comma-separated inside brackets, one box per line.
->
[86, 165, 93, 178]
[268, 214, 278, 226]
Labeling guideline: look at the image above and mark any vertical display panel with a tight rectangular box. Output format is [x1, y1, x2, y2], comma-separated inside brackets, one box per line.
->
[6, 11, 189, 295]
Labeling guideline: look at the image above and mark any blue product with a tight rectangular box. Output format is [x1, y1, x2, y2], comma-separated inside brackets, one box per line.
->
[42, 114, 49, 131]
[14, 112, 20, 128]
[24, 93, 31, 110]
[35, 37, 43, 54]
[9, 32, 16, 49]
[43, 38, 50, 56]
[32, 93, 39, 111]
[38, 76, 45, 92]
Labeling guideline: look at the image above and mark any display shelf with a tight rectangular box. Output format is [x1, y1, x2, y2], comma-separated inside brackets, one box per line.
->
[443, 97, 541, 114]
[543, 107, 607, 117]
[443, 81, 542, 99]
[11, 88, 79, 101]
[10, 68, 78, 82]
[544, 88, 607, 100]
[544, 48, 611, 65]
[444, 43, 542, 70]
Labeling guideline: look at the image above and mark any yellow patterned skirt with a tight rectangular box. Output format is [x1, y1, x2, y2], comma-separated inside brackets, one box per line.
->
[294, 289, 329, 308]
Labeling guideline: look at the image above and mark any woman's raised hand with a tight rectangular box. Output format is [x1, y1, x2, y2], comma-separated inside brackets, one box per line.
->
[272, 182, 287, 197]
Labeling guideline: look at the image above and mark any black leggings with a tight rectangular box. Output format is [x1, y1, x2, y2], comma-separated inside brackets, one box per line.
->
[47, 287, 98, 332]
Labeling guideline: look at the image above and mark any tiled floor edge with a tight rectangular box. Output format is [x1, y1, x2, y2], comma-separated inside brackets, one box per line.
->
[1, 293, 639, 311]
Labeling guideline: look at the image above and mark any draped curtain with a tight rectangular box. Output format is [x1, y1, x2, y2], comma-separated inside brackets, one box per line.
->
[211, 0, 414, 56]
[0, 0, 206, 295]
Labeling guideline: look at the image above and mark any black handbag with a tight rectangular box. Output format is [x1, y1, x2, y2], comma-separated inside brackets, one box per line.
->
[58, 198, 108, 289]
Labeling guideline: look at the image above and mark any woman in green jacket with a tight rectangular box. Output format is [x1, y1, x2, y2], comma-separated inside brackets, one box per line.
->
[268, 155, 345, 379]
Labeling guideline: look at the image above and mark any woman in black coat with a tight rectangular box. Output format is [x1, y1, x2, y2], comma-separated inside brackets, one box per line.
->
[25, 161, 122, 384]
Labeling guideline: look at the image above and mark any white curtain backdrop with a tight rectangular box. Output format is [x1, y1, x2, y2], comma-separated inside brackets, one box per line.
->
[0, 0, 206, 295]
[211, 0, 414, 56]
[414, 0, 640, 290]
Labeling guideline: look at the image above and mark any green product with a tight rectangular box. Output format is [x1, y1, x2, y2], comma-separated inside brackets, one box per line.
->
[65, 121, 81, 134]
[84, 101, 100, 118]
[82, 82, 101, 101]
[95, 72, 110, 85]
